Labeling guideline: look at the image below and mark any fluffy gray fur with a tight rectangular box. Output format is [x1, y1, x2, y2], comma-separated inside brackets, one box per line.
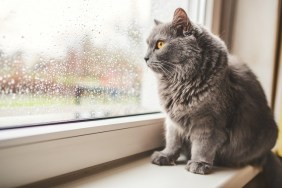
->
[145, 8, 281, 186]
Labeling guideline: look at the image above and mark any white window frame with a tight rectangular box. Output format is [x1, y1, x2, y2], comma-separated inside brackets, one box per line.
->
[0, 1, 217, 187]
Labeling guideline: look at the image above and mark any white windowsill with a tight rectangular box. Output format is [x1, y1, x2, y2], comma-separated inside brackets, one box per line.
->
[55, 155, 261, 188]
[0, 113, 165, 187]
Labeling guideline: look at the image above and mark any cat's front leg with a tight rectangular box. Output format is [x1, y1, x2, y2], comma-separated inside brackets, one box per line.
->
[185, 117, 226, 174]
[185, 138, 215, 174]
[151, 118, 181, 166]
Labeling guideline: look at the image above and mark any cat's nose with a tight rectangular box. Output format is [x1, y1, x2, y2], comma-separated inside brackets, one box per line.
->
[144, 57, 149, 62]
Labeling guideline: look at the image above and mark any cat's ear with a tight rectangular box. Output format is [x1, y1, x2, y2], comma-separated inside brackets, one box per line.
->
[172, 8, 191, 36]
[154, 19, 162, 25]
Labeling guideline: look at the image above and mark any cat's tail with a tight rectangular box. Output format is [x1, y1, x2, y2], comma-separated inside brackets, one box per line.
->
[261, 151, 282, 187]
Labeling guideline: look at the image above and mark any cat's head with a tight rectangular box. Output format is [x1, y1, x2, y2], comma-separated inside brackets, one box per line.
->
[144, 8, 203, 78]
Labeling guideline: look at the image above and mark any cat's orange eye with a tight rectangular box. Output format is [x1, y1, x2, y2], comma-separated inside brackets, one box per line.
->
[156, 40, 165, 49]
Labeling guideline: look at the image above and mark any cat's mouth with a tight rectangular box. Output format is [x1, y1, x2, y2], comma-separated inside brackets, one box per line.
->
[147, 62, 174, 75]
[147, 62, 160, 72]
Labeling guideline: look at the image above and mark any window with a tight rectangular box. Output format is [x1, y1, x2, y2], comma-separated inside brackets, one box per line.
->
[0, 0, 209, 128]
[0, 1, 211, 187]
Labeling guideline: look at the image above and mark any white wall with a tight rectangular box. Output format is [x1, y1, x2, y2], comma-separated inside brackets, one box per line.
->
[231, 0, 280, 104]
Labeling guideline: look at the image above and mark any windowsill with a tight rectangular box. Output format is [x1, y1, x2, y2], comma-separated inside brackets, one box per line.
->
[49, 154, 261, 188]
[0, 114, 165, 187]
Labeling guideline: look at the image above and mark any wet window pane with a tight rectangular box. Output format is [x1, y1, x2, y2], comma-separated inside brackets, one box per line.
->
[0, 0, 201, 128]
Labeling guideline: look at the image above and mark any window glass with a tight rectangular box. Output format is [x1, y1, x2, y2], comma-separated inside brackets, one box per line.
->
[0, 0, 205, 128]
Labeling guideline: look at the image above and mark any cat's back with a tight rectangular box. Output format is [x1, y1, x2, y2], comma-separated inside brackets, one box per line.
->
[220, 58, 278, 165]
[226, 57, 275, 128]
[227, 58, 268, 106]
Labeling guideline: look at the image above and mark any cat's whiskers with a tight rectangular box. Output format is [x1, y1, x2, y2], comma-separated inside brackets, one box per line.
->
[160, 62, 176, 77]
[150, 61, 176, 78]
[159, 64, 169, 74]
[160, 63, 173, 78]
[151, 63, 164, 74]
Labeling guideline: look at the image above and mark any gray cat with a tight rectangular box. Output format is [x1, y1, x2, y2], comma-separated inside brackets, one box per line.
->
[145, 8, 282, 187]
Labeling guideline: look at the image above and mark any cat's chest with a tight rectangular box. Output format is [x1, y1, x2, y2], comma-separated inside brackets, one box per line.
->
[159, 85, 214, 129]
[160, 87, 201, 114]
[158, 78, 213, 116]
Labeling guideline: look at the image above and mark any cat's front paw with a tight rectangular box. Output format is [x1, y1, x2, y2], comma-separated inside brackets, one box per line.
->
[185, 160, 212, 174]
[151, 151, 175, 166]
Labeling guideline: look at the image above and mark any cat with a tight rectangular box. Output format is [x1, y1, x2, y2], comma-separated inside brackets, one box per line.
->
[145, 8, 282, 187]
